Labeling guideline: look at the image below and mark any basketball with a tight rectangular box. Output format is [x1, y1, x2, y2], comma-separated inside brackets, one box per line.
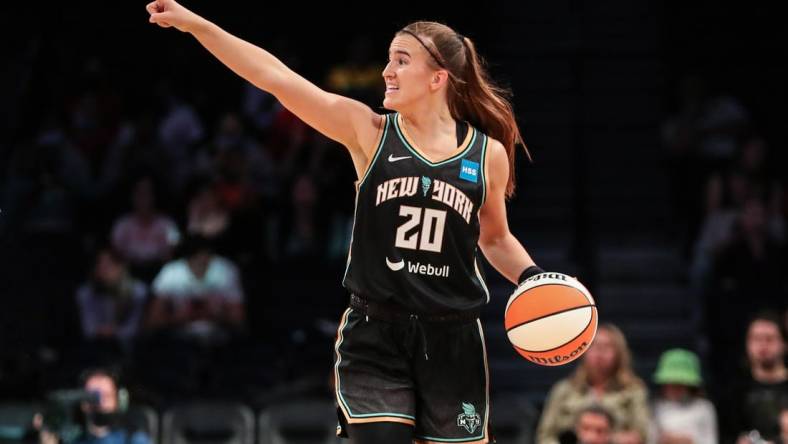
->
[504, 272, 598, 366]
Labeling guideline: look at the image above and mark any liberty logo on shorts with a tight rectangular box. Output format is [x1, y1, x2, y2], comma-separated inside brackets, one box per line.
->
[459, 159, 479, 183]
[456, 402, 481, 434]
[421, 176, 432, 196]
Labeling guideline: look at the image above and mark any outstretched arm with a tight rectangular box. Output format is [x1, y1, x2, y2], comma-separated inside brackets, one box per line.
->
[146, 0, 381, 161]
[477, 139, 537, 285]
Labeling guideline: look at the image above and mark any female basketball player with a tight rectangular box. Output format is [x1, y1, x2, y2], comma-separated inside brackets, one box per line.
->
[147, 2, 543, 443]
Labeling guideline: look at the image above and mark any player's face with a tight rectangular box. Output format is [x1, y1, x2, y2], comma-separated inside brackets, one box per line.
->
[747, 320, 785, 367]
[382, 35, 440, 111]
[575, 412, 611, 444]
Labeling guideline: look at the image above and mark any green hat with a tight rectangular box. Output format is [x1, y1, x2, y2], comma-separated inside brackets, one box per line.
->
[653, 348, 702, 387]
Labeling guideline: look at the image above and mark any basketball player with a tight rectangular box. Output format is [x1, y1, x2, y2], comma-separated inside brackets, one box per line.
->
[146, 2, 544, 443]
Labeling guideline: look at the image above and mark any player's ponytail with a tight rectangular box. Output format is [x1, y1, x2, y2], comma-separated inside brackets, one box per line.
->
[456, 36, 529, 198]
[398, 22, 529, 198]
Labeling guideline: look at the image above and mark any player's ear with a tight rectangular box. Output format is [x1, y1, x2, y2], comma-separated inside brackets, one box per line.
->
[430, 69, 449, 91]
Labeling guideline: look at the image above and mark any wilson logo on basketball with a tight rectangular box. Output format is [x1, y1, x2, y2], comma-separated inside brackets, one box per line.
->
[524, 341, 589, 365]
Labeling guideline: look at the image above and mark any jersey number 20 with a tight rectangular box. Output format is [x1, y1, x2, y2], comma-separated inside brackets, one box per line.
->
[395, 205, 446, 253]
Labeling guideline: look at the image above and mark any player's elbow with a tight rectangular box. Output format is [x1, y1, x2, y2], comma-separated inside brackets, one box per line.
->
[477, 230, 509, 252]
[250, 63, 287, 95]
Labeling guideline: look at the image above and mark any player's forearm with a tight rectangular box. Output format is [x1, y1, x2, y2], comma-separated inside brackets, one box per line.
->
[190, 19, 288, 95]
[479, 232, 535, 284]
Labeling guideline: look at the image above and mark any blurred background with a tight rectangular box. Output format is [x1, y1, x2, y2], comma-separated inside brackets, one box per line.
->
[1, 1, 786, 443]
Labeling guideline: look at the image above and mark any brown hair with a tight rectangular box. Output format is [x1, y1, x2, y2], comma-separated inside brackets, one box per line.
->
[397, 21, 529, 198]
[570, 323, 644, 391]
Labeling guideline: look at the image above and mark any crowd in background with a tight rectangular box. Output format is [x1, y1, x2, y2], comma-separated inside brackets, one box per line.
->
[1, 14, 787, 444]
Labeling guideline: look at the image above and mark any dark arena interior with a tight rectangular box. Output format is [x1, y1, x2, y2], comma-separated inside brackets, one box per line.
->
[1, 1, 786, 443]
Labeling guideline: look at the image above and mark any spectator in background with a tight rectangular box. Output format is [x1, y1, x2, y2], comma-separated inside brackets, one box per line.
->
[76, 248, 147, 348]
[111, 175, 180, 281]
[690, 169, 749, 291]
[736, 137, 784, 229]
[156, 88, 205, 193]
[571, 405, 614, 444]
[213, 112, 259, 155]
[97, 113, 172, 206]
[696, 136, 785, 286]
[1, 121, 91, 235]
[67, 59, 123, 172]
[695, 94, 749, 169]
[714, 197, 786, 323]
[726, 312, 788, 444]
[189, 111, 268, 183]
[213, 143, 258, 213]
[537, 324, 650, 444]
[147, 235, 245, 343]
[779, 404, 788, 444]
[187, 180, 230, 245]
[651, 348, 717, 444]
[73, 368, 152, 444]
[284, 173, 320, 259]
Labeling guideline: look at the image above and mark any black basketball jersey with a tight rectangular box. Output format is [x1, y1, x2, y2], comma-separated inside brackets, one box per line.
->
[342, 112, 490, 314]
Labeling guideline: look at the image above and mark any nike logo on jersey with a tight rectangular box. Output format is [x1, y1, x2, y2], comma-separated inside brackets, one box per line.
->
[385, 257, 405, 271]
[388, 154, 412, 162]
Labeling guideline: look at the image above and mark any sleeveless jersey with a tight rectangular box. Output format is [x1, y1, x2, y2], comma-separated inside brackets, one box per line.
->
[342, 112, 490, 314]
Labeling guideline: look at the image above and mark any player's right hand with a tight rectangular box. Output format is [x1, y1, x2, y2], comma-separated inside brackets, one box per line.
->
[146, 0, 202, 33]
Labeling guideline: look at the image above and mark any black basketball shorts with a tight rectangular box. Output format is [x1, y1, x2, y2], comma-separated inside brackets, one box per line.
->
[333, 307, 491, 443]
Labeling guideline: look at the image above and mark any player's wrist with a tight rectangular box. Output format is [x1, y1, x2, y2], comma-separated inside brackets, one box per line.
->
[186, 16, 210, 35]
[517, 265, 544, 285]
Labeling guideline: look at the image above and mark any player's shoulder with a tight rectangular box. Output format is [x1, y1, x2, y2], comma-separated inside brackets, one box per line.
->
[482, 136, 508, 171]
[352, 111, 387, 157]
[484, 136, 505, 155]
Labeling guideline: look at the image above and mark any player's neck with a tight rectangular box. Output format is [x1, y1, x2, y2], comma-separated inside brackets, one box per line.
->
[398, 100, 454, 142]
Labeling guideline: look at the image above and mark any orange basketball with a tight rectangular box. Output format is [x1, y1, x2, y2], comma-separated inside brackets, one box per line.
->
[504, 272, 598, 366]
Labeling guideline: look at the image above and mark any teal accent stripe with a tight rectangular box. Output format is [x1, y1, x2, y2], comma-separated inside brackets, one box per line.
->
[333, 309, 416, 421]
[358, 113, 390, 189]
[342, 114, 389, 285]
[475, 257, 490, 303]
[393, 113, 477, 167]
[351, 412, 416, 420]
[414, 435, 485, 442]
[334, 309, 354, 415]
[341, 184, 361, 285]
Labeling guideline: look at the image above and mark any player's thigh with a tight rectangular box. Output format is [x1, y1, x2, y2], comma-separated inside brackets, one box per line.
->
[413, 319, 490, 443]
[334, 309, 416, 435]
